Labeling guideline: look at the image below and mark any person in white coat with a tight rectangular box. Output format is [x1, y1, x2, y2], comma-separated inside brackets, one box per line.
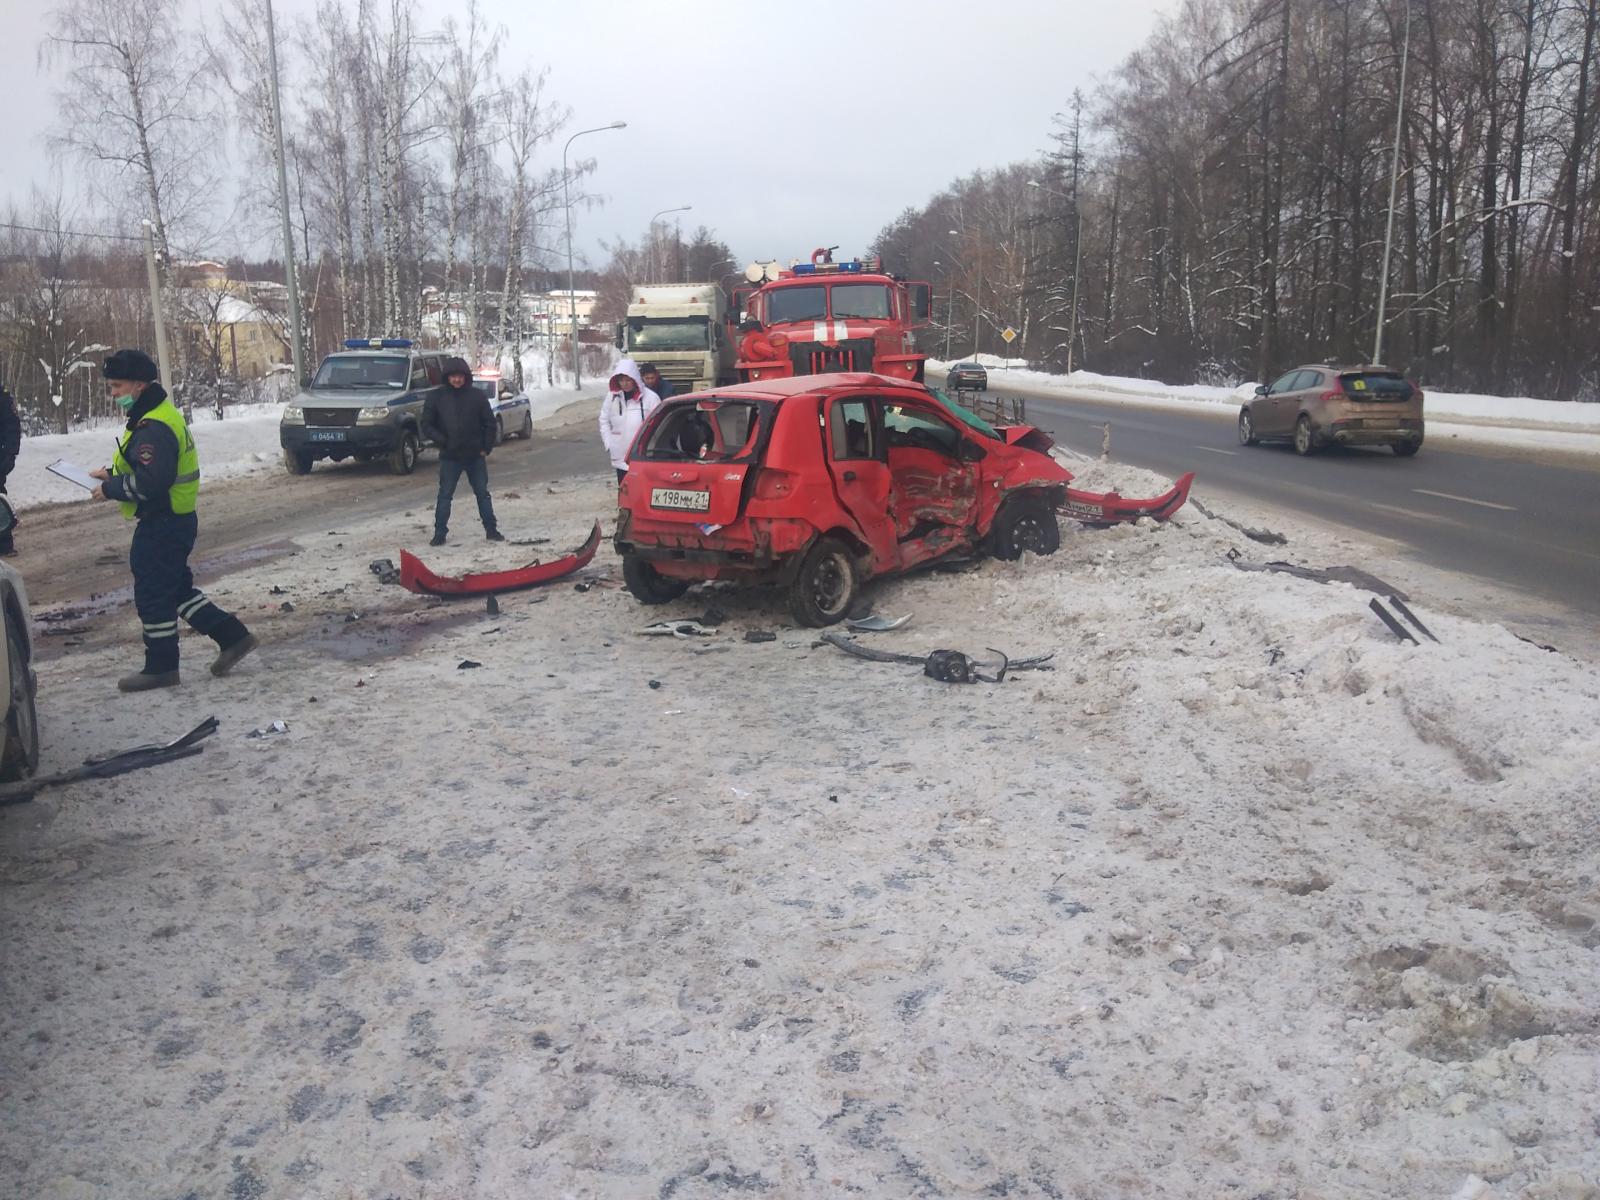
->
[598, 358, 662, 482]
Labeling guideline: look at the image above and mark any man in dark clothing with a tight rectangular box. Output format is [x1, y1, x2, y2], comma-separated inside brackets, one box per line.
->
[421, 356, 502, 546]
[88, 348, 258, 692]
[0, 387, 20, 555]
[639, 364, 675, 400]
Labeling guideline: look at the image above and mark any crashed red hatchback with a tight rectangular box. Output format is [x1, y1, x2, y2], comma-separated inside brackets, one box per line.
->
[614, 373, 1188, 625]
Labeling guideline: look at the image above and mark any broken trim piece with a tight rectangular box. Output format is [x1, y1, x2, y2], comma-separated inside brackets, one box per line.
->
[399, 522, 602, 597]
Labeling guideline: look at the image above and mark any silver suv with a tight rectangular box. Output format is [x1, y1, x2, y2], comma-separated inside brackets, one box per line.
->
[280, 338, 442, 475]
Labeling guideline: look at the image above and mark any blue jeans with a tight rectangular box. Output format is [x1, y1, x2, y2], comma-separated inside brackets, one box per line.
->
[434, 455, 498, 535]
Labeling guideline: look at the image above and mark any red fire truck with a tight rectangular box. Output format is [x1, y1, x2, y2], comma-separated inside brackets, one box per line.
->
[735, 248, 933, 384]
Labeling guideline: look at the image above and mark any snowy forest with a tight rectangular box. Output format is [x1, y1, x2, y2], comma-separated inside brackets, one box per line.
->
[874, 0, 1600, 400]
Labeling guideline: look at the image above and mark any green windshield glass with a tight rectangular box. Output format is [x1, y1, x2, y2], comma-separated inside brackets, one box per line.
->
[928, 387, 1000, 439]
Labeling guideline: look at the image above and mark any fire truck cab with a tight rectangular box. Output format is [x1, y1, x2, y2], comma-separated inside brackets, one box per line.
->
[736, 248, 932, 384]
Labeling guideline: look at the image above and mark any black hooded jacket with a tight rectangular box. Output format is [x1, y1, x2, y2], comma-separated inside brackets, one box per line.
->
[421, 356, 497, 460]
[0, 388, 20, 486]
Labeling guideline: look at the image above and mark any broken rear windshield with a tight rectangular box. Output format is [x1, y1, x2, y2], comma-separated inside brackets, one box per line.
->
[1340, 372, 1414, 398]
[641, 400, 766, 462]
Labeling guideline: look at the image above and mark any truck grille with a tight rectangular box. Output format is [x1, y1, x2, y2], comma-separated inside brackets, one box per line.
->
[653, 363, 703, 384]
[790, 338, 875, 376]
[304, 407, 360, 427]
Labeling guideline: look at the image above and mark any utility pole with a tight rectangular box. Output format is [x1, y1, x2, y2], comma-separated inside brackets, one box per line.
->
[1067, 206, 1083, 374]
[564, 121, 627, 390]
[1373, 0, 1412, 366]
[142, 221, 173, 391]
[265, 0, 307, 385]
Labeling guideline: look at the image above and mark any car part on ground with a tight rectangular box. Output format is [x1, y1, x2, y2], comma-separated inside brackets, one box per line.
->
[1369, 598, 1419, 644]
[0, 716, 219, 807]
[1225, 551, 1408, 599]
[820, 631, 1055, 681]
[1189, 497, 1287, 545]
[845, 613, 912, 632]
[399, 522, 602, 597]
[1058, 472, 1195, 526]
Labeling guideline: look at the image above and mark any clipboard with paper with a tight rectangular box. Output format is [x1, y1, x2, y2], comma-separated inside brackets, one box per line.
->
[46, 459, 102, 491]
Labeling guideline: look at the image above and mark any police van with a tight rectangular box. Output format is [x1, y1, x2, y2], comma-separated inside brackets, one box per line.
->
[279, 338, 442, 476]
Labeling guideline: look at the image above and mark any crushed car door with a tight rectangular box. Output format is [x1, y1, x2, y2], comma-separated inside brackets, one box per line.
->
[824, 395, 898, 573]
[878, 399, 979, 565]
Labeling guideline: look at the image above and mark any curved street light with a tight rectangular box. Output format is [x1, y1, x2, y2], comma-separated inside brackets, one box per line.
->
[648, 206, 692, 284]
[564, 120, 627, 390]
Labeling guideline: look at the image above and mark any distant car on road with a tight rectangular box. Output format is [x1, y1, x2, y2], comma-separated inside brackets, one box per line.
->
[946, 361, 988, 391]
[0, 560, 38, 783]
[1240, 364, 1424, 457]
[471, 371, 533, 444]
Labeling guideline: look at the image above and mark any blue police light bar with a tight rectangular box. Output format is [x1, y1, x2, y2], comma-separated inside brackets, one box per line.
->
[343, 337, 414, 349]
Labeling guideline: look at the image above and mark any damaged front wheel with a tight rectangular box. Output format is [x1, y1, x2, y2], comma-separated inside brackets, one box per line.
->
[991, 499, 1061, 560]
[623, 556, 691, 605]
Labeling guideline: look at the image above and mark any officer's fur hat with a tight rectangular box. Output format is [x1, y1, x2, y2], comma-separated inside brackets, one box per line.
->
[102, 348, 160, 383]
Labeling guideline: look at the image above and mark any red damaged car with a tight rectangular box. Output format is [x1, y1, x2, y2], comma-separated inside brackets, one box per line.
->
[614, 374, 1191, 625]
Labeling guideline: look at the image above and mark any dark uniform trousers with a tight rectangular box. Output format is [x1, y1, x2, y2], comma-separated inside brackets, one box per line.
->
[131, 512, 248, 674]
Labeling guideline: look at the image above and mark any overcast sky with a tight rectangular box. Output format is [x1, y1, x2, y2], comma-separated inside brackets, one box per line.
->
[6, 0, 1176, 271]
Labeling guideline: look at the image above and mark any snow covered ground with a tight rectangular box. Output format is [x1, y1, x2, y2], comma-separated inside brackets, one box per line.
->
[12, 403, 288, 512]
[2, 459, 1596, 1198]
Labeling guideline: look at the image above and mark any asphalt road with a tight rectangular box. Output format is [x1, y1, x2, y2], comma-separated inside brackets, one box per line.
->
[971, 376, 1600, 619]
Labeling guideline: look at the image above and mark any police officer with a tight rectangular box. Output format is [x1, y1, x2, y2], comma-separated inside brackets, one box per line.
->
[88, 349, 258, 692]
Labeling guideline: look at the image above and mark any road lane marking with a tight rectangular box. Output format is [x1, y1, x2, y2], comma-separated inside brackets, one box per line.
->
[1193, 446, 1237, 455]
[1413, 489, 1517, 511]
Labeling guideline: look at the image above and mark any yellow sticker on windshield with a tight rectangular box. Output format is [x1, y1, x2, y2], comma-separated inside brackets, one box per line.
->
[1352, 379, 1367, 390]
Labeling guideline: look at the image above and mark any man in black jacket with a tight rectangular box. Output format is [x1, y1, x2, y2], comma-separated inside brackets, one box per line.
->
[421, 356, 502, 546]
[0, 387, 20, 555]
[640, 364, 675, 401]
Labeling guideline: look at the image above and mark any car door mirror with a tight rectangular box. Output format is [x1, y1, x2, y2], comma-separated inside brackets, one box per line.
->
[908, 282, 933, 327]
[1254, 384, 1268, 397]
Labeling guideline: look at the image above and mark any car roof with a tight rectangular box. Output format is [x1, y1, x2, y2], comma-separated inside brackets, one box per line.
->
[686, 372, 930, 402]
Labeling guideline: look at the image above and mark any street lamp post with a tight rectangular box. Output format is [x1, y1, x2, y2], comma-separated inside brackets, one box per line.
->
[1373, 0, 1412, 366]
[649, 205, 691, 283]
[564, 120, 627, 390]
[1028, 179, 1084, 374]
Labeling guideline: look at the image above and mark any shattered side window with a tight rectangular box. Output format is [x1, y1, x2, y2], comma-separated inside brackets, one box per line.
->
[881, 403, 962, 457]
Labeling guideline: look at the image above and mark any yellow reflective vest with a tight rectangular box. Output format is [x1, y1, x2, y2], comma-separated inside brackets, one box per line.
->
[112, 399, 200, 520]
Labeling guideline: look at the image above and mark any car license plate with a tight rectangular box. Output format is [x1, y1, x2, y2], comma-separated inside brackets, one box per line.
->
[651, 487, 711, 512]
[310, 430, 346, 442]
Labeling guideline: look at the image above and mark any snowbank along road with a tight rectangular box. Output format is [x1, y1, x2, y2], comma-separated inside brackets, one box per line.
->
[1, 415, 1597, 1198]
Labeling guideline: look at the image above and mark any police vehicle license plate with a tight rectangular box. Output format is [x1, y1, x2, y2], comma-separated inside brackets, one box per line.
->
[651, 488, 711, 512]
[310, 430, 346, 442]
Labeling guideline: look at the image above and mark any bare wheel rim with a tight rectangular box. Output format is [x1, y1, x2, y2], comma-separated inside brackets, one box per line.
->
[811, 552, 849, 614]
[1012, 510, 1051, 553]
[1295, 420, 1310, 452]
[1239, 412, 1252, 442]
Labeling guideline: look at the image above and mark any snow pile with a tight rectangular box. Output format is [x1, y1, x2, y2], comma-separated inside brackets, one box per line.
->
[4, 461, 1596, 1197]
[11, 403, 286, 511]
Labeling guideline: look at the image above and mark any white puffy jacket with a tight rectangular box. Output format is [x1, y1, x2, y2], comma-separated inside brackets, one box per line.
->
[597, 358, 663, 471]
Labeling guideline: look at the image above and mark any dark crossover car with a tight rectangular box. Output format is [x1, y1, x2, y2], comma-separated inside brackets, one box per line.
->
[946, 361, 989, 391]
[1239, 364, 1424, 457]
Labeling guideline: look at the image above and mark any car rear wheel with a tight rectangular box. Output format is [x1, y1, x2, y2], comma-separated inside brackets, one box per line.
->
[519, 412, 533, 439]
[494, 417, 505, 446]
[284, 447, 313, 475]
[991, 498, 1062, 560]
[623, 556, 691, 605]
[389, 431, 420, 475]
[1293, 415, 1318, 456]
[1393, 438, 1422, 457]
[1238, 408, 1258, 446]
[1, 611, 38, 783]
[788, 536, 856, 627]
